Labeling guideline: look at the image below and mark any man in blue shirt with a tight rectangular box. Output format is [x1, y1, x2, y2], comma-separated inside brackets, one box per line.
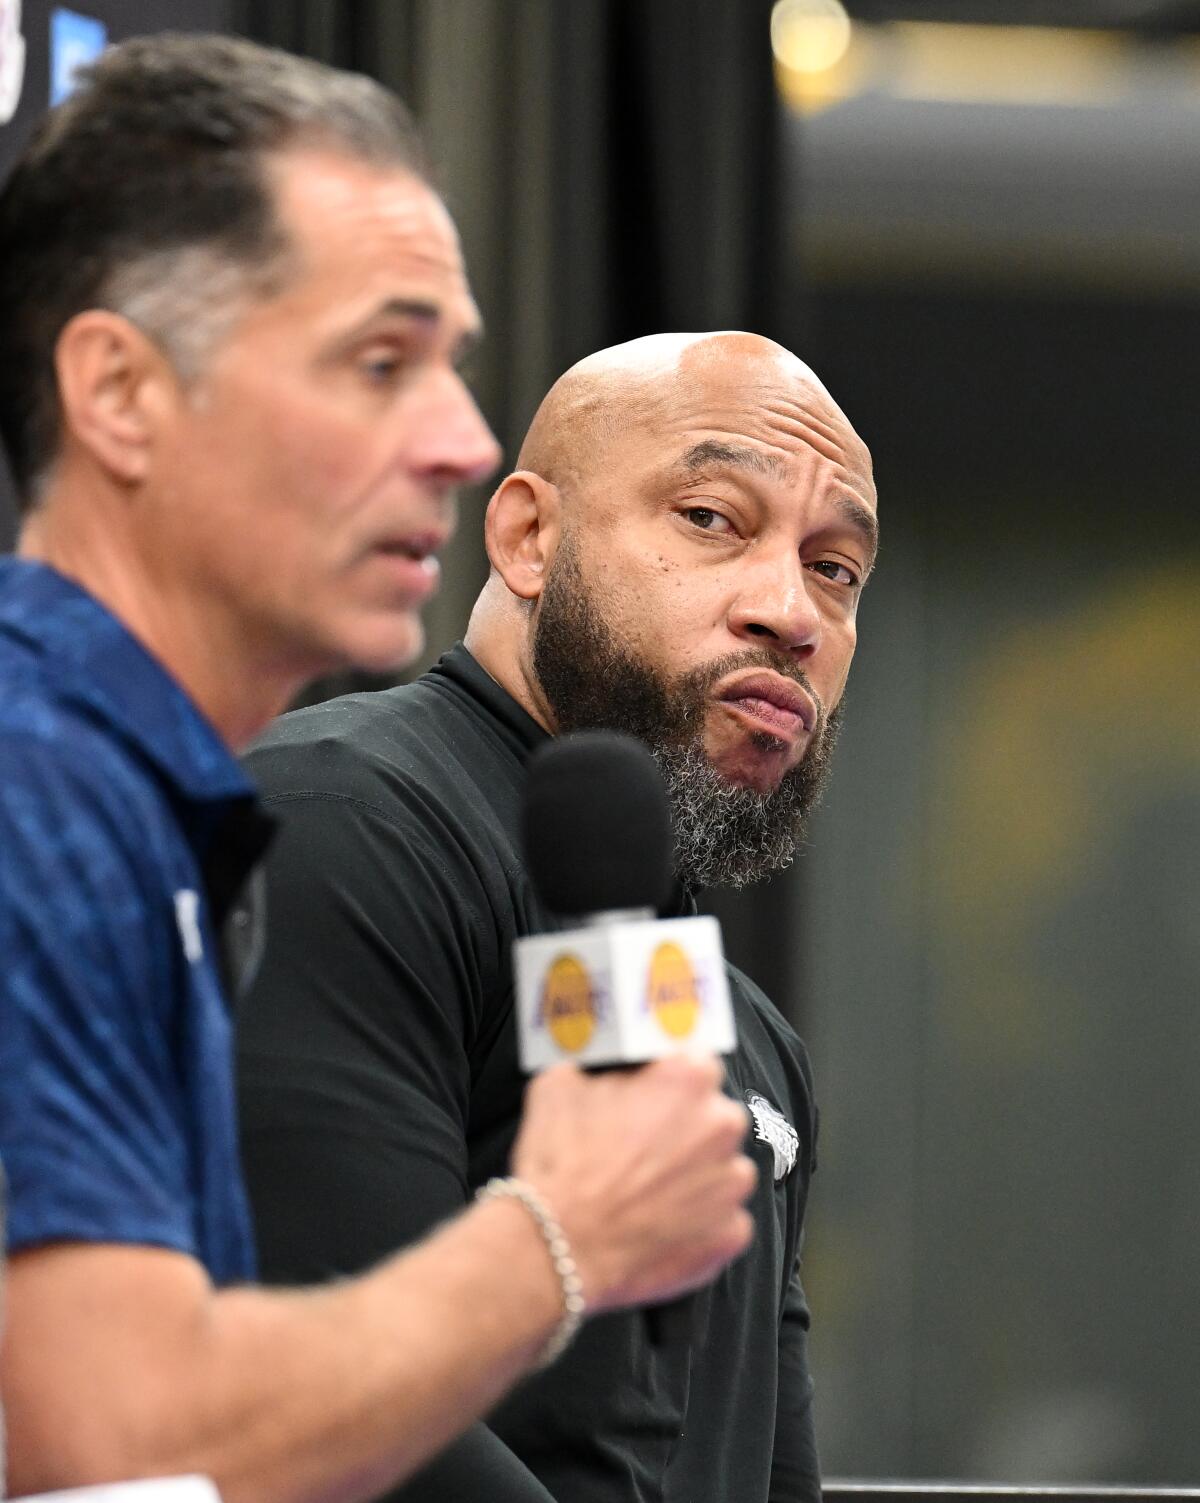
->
[0, 34, 756, 1500]
[0, 559, 267, 1286]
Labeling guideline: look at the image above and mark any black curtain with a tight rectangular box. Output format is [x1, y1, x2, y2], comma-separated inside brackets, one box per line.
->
[232, 0, 802, 1014]
[550, 1, 787, 352]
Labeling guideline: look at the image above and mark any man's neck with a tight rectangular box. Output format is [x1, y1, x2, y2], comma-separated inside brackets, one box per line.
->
[18, 498, 303, 750]
[464, 587, 556, 735]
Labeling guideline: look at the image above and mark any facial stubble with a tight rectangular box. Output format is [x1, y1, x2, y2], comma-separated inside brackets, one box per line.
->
[531, 533, 843, 891]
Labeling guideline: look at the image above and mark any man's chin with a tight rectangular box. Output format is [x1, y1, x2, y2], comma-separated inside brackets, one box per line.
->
[315, 611, 425, 680]
[703, 739, 801, 798]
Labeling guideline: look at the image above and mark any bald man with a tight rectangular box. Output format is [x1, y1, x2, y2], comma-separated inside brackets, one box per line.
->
[238, 332, 879, 1503]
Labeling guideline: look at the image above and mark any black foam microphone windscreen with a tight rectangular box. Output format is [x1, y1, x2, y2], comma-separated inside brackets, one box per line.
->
[521, 731, 675, 916]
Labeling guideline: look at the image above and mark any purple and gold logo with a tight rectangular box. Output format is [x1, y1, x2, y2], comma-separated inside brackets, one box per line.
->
[646, 941, 702, 1039]
[540, 952, 597, 1054]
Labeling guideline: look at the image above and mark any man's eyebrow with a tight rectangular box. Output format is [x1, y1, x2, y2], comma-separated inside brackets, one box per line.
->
[352, 297, 441, 331]
[344, 298, 485, 362]
[676, 439, 789, 482]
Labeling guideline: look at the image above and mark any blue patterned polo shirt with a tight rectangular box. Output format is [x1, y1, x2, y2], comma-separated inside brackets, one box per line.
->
[0, 558, 265, 1284]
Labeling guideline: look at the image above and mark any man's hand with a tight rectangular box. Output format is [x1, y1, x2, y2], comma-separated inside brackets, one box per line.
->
[512, 1053, 756, 1311]
[1, 1055, 752, 1503]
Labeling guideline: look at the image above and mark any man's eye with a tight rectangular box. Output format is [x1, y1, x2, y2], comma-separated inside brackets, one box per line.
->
[360, 350, 406, 384]
[809, 559, 860, 587]
[683, 507, 735, 535]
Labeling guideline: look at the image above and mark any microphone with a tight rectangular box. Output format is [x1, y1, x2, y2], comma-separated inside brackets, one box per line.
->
[515, 732, 738, 1348]
[515, 730, 736, 1074]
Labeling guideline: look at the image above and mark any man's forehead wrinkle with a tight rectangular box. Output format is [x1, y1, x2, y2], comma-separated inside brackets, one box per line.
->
[671, 405, 870, 494]
[659, 360, 858, 451]
[751, 391, 875, 502]
[766, 397, 842, 445]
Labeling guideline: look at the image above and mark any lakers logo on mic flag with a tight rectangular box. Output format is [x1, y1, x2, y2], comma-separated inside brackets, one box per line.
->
[647, 940, 701, 1039]
[539, 952, 598, 1053]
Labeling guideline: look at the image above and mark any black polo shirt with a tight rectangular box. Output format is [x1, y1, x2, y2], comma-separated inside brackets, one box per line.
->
[237, 643, 820, 1503]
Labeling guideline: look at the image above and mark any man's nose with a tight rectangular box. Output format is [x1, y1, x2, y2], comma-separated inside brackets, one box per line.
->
[417, 369, 503, 487]
[727, 556, 822, 659]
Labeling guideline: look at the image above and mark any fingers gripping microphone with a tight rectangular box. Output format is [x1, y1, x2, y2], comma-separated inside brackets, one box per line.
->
[515, 731, 736, 1073]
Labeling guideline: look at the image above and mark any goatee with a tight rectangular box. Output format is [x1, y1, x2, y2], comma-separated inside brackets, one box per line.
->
[531, 535, 842, 890]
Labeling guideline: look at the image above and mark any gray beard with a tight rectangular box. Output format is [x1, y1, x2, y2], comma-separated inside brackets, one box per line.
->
[649, 732, 837, 890]
[531, 535, 842, 891]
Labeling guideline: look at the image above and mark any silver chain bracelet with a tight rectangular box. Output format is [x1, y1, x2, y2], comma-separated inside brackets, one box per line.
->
[476, 1175, 586, 1368]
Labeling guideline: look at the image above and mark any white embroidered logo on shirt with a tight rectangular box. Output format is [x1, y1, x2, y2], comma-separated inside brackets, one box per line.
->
[745, 1091, 799, 1180]
[174, 889, 204, 964]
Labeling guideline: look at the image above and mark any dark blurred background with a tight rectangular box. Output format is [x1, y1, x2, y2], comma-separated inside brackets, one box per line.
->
[3, 0, 1198, 1485]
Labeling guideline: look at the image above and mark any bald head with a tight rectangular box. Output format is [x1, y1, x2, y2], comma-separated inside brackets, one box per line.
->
[515, 331, 870, 499]
[467, 331, 877, 886]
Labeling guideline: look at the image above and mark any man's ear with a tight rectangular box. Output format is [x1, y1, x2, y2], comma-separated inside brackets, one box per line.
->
[484, 470, 562, 601]
[54, 311, 176, 486]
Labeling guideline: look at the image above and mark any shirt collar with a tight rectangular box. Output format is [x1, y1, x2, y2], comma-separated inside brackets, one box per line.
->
[0, 558, 254, 806]
[430, 641, 551, 758]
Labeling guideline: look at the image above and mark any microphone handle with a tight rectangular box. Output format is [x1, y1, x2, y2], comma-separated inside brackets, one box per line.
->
[574, 1060, 703, 1346]
[581, 1064, 693, 1347]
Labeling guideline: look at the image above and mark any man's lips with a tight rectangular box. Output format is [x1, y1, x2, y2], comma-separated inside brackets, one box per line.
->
[375, 529, 449, 564]
[373, 530, 449, 598]
[715, 671, 817, 740]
